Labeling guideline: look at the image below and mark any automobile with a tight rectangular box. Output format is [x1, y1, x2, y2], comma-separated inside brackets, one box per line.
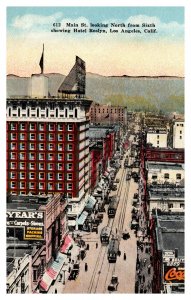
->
[108, 275, 119, 291]
[115, 178, 120, 183]
[133, 193, 138, 199]
[122, 230, 130, 240]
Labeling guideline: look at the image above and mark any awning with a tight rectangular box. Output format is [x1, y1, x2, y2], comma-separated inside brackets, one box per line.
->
[77, 211, 88, 225]
[60, 235, 74, 254]
[39, 252, 67, 291]
[85, 195, 96, 210]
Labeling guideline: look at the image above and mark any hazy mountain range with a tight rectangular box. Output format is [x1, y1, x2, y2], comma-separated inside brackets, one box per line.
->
[7, 72, 184, 113]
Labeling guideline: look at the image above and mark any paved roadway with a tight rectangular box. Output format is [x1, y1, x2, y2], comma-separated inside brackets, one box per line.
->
[61, 134, 139, 293]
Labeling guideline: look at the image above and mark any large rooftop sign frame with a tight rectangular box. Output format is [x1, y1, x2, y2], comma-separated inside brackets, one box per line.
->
[6, 210, 45, 241]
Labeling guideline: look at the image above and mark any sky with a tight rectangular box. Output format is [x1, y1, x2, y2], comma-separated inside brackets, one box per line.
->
[7, 6, 184, 77]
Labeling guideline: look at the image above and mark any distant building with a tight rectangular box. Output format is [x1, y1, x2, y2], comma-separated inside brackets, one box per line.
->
[168, 118, 184, 149]
[146, 128, 168, 148]
[151, 211, 184, 293]
[90, 103, 127, 125]
[146, 162, 184, 186]
[145, 147, 184, 164]
[147, 186, 184, 215]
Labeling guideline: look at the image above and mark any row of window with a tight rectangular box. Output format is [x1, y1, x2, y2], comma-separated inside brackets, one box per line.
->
[9, 162, 76, 170]
[152, 173, 182, 180]
[10, 172, 73, 180]
[9, 142, 74, 151]
[9, 133, 75, 141]
[176, 123, 184, 127]
[9, 123, 74, 131]
[10, 152, 74, 161]
[7, 107, 79, 119]
[10, 181, 74, 190]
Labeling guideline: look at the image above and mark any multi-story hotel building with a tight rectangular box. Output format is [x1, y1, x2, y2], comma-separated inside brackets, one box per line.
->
[6, 69, 92, 222]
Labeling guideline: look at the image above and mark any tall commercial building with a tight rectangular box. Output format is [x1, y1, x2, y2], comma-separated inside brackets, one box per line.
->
[6, 56, 92, 223]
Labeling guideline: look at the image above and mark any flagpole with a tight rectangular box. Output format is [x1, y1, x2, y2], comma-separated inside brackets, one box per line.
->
[42, 43, 44, 74]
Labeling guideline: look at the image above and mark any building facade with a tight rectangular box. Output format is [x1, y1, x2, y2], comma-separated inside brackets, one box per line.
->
[90, 102, 127, 125]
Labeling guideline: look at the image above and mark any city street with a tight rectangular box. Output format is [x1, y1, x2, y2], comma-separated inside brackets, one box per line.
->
[58, 134, 140, 293]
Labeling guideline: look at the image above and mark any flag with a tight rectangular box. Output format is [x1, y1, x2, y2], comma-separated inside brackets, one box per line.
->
[39, 44, 44, 74]
[105, 114, 109, 118]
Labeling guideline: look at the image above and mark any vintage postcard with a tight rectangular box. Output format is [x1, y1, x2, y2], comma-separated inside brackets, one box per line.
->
[6, 6, 184, 294]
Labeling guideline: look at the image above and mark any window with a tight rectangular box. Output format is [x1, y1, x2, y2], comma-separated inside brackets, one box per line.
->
[10, 152, 17, 160]
[19, 143, 26, 150]
[58, 153, 64, 161]
[67, 193, 72, 199]
[29, 182, 35, 189]
[180, 124, 184, 127]
[11, 123, 17, 130]
[11, 143, 17, 150]
[67, 183, 73, 190]
[48, 163, 54, 170]
[48, 153, 54, 160]
[177, 124, 179, 126]
[20, 182, 26, 189]
[10, 182, 16, 188]
[176, 173, 182, 180]
[39, 133, 45, 141]
[57, 183, 63, 190]
[180, 131, 182, 134]
[67, 173, 73, 180]
[10, 162, 17, 169]
[57, 173, 63, 180]
[180, 136, 182, 139]
[20, 123, 26, 131]
[58, 134, 64, 141]
[68, 124, 73, 131]
[39, 143, 45, 151]
[48, 143, 54, 151]
[157, 141, 159, 145]
[67, 144, 73, 151]
[67, 163, 73, 170]
[152, 175, 158, 180]
[30, 123, 36, 130]
[48, 183, 53, 190]
[20, 172, 26, 180]
[39, 163, 45, 170]
[68, 134, 74, 141]
[11, 133, 17, 140]
[67, 153, 73, 161]
[58, 124, 64, 131]
[29, 143, 35, 150]
[19, 162, 26, 170]
[168, 203, 173, 209]
[29, 163, 35, 170]
[19, 153, 25, 160]
[30, 133, 36, 140]
[48, 173, 54, 180]
[58, 163, 64, 170]
[10, 172, 16, 179]
[58, 144, 64, 151]
[49, 124, 55, 131]
[49, 133, 55, 141]
[164, 173, 169, 179]
[29, 172, 35, 180]
[39, 172, 45, 180]
[39, 123, 45, 131]
[157, 135, 159, 139]
[39, 153, 45, 160]
[29, 153, 36, 160]
[39, 182, 45, 190]
[180, 203, 184, 209]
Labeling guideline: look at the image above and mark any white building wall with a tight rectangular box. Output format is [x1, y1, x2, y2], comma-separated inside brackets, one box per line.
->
[31, 75, 49, 98]
[147, 167, 184, 185]
[147, 132, 167, 148]
[173, 121, 184, 148]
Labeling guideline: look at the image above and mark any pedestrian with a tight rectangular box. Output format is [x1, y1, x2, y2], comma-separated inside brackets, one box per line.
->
[144, 258, 147, 266]
[85, 262, 88, 272]
[123, 252, 126, 260]
[96, 242, 98, 248]
[140, 283, 144, 293]
[138, 274, 142, 282]
[55, 288, 57, 294]
[116, 228, 118, 234]
[86, 244, 89, 250]
[148, 264, 151, 275]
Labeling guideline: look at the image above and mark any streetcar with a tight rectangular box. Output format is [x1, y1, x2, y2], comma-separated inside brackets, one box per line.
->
[107, 238, 119, 263]
[100, 226, 111, 245]
[107, 197, 118, 218]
